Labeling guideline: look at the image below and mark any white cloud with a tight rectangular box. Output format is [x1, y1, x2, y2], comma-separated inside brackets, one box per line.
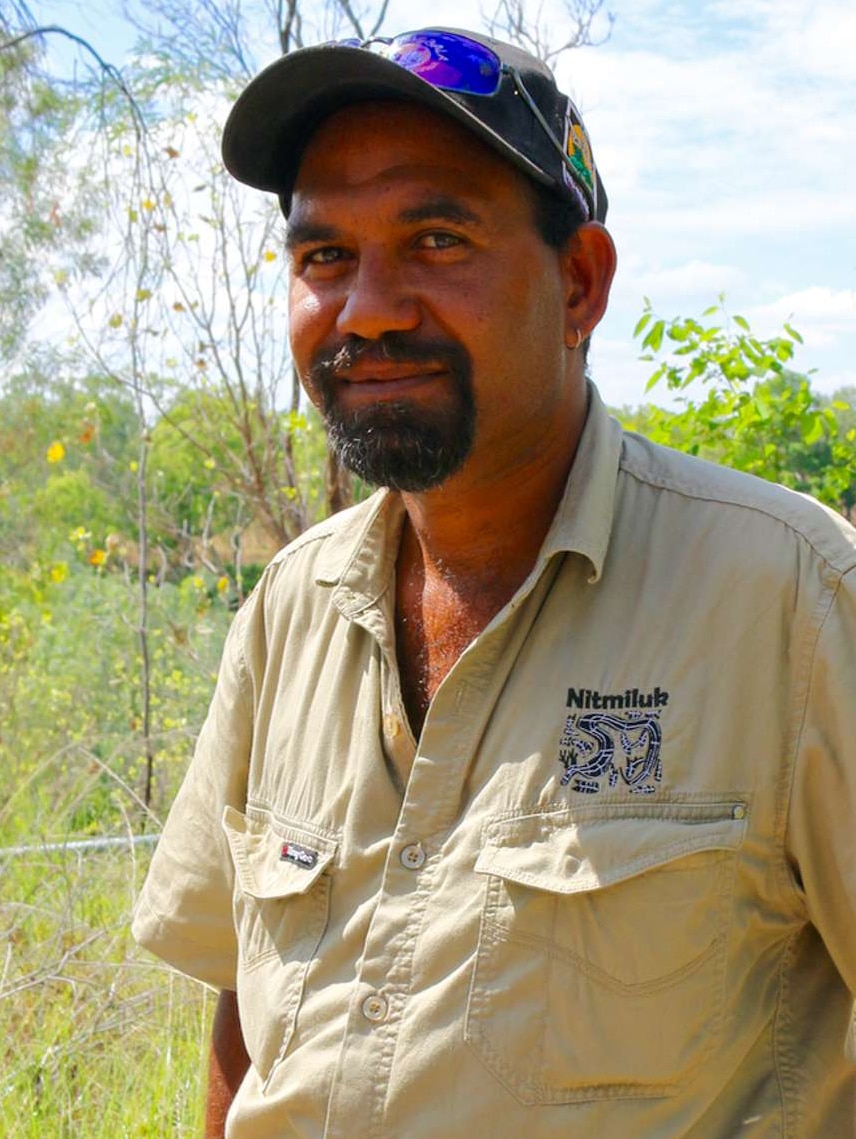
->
[617, 257, 746, 302]
[797, 4, 856, 78]
[564, 0, 856, 230]
[744, 287, 856, 348]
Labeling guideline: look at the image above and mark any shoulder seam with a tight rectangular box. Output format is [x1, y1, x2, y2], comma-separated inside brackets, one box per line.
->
[270, 527, 334, 567]
[618, 455, 856, 576]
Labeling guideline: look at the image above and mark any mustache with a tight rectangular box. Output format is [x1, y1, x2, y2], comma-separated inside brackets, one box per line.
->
[310, 332, 467, 381]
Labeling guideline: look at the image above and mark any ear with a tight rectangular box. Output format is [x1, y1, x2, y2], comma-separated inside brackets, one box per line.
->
[560, 222, 617, 348]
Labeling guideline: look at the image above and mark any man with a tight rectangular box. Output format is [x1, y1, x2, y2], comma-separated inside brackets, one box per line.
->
[133, 28, 856, 1139]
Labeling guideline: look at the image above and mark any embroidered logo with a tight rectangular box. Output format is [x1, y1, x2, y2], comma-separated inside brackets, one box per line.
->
[562, 105, 595, 198]
[558, 688, 668, 795]
[280, 841, 318, 869]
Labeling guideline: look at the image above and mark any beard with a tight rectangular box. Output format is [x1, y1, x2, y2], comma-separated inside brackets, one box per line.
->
[307, 332, 476, 492]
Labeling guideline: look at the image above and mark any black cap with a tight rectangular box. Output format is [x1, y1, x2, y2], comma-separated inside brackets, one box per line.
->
[221, 27, 607, 223]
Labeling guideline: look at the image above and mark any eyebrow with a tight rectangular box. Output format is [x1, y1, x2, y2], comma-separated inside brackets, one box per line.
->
[284, 221, 340, 251]
[285, 196, 485, 250]
[398, 198, 484, 227]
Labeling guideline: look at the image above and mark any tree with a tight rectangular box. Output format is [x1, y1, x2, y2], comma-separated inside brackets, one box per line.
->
[630, 299, 856, 514]
[0, 358, 139, 565]
[1, 0, 614, 816]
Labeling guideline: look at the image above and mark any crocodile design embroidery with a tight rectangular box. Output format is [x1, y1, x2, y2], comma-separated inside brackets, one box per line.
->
[558, 711, 663, 795]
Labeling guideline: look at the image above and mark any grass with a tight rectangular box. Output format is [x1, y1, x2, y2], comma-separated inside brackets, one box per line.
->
[0, 838, 212, 1137]
[0, 568, 231, 1137]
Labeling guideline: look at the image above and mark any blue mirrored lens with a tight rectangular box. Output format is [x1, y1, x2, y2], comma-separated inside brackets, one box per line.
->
[385, 31, 501, 96]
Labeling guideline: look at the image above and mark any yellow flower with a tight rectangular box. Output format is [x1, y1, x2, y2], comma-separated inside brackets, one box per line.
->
[50, 562, 69, 583]
[216, 576, 229, 593]
[46, 441, 65, 463]
[89, 549, 106, 567]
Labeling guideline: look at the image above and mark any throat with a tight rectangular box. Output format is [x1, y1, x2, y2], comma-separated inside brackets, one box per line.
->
[393, 559, 522, 738]
[394, 594, 483, 738]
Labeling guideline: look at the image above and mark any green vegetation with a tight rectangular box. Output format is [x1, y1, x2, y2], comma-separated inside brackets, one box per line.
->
[623, 299, 856, 514]
[0, 841, 211, 1138]
[0, 562, 230, 1135]
[0, 3, 852, 1135]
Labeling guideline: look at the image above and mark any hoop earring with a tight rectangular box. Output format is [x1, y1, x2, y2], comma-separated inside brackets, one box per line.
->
[569, 328, 583, 351]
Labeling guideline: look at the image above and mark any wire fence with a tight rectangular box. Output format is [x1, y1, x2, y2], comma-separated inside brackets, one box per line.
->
[0, 834, 159, 858]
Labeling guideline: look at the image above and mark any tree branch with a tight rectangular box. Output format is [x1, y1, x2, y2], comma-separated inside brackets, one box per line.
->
[0, 24, 145, 135]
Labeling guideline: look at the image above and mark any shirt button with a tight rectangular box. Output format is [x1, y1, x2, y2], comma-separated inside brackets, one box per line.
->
[400, 843, 426, 870]
[383, 714, 402, 739]
[361, 993, 389, 1022]
[732, 804, 747, 820]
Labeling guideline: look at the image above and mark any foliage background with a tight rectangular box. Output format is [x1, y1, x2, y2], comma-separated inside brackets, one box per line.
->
[0, 1, 854, 1134]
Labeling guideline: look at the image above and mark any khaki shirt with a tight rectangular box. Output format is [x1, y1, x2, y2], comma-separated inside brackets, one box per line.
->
[133, 387, 856, 1138]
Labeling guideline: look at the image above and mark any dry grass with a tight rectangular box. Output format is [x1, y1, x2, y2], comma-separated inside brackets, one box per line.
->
[0, 839, 211, 1137]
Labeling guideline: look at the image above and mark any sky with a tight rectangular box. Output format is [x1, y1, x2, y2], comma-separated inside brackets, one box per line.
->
[23, 0, 856, 409]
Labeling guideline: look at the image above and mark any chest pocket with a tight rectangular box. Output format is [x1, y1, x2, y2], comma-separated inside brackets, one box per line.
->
[223, 806, 338, 1086]
[465, 803, 746, 1105]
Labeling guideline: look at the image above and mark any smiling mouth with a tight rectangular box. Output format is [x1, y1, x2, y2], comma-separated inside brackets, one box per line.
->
[337, 368, 448, 400]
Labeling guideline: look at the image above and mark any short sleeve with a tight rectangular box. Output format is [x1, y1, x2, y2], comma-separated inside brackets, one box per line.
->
[787, 566, 856, 997]
[132, 601, 253, 990]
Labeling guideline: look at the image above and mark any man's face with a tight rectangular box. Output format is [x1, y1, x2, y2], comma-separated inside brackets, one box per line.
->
[286, 101, 579, 494]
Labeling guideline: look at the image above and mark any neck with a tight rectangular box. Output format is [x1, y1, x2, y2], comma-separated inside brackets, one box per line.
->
[399, 391, 589, 588]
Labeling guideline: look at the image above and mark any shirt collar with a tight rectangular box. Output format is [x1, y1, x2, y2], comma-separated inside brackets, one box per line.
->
[316, 382, 623, 607]
[316, 489, 404, 618]
[539, 383, 623, 583]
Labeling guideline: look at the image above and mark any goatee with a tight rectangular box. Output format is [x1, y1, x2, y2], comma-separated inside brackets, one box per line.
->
[308, 332, 476, 492]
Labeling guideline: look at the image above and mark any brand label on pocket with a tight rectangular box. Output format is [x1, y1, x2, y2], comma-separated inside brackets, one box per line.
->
[280, 841, 318, 869]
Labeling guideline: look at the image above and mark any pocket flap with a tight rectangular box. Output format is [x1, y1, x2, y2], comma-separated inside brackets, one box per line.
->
[223, 806, 337, 900]
[475, 803, 747, 896]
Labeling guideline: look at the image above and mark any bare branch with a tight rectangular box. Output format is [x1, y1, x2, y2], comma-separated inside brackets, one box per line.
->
[333, 0, 366, 41]
[0, 24, 145, 134]
[485, 0, 613, 67]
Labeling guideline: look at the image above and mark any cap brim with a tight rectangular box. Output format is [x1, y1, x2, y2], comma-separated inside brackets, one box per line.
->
[221, 42, 556, 202]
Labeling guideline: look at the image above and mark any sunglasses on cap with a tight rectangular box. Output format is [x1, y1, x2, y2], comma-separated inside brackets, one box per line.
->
[333, 29, 599, 221]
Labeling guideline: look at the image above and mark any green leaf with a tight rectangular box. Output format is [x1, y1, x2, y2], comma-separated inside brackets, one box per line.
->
[755, 392, 776, 421]
[644, 320, 666, 353]
[633, 312, 652, 339]
[644, 364, 666, 392]
[733, 314, 750, 331]
[784, 322, 804, 344]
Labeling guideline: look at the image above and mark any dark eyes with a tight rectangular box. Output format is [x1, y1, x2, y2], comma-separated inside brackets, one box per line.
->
[295, 231, 466, 273]
[303, 246, 349, 265]
[417, 231, 464, 250]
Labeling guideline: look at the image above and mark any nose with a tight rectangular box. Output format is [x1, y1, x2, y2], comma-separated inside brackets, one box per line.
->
[336, 251, 421, 341]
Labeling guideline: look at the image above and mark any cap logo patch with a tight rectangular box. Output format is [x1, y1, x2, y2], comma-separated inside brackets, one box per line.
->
[563, 108, 595, 195]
